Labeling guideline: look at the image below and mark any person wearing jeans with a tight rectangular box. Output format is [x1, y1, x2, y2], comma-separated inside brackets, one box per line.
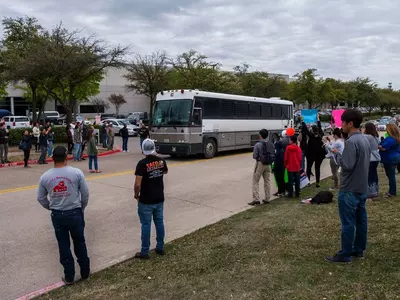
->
[134, 139, 168, 259]
[73, 123, 82, 162]
[37, 146, 90, 284]
[47, 130, 54, 157]
[363, 123, 381, 199]
[379, 124, 400, 198]
[284, 135, 302, 198]
[87, 129, 101, 174]
[325, 109, 371, 263]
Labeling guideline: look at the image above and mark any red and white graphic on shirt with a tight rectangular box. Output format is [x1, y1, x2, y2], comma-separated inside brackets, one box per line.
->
[53, 181, 68, 193]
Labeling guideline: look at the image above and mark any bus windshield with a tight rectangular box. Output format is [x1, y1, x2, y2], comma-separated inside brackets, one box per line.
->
[152, 99, 193, 126]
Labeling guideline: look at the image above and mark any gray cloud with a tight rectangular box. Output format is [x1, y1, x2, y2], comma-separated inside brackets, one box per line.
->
[1, 0, 400, 88]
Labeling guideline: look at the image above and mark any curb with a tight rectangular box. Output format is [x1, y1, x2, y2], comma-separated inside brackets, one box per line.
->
[0, 148, 122, 169]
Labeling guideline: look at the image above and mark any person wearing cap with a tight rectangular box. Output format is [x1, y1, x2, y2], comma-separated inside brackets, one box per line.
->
[37, 146, 90, 284]
[134, 139, 168, 259]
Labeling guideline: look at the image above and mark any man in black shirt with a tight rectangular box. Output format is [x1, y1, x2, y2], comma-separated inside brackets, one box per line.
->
[134, 138, 168, 259]
[138, 124, 149, 149]
[119, 124, 129, 152]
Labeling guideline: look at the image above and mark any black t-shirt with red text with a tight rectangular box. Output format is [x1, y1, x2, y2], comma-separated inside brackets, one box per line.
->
[135, 155, 168, 204]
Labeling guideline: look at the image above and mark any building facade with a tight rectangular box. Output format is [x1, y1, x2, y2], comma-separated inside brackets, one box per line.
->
[0, 68, 151, 117]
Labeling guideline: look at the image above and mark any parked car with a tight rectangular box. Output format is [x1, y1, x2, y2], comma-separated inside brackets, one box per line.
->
[377, 119, 391, 131]
[3, 116, 31, 129]
[28, 111, 61, 125]
[0, 109, 12, 119]
[101, 119, 138, 136]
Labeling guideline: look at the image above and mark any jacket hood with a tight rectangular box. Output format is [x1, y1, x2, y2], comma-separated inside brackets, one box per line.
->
[286, 144, 299, 153]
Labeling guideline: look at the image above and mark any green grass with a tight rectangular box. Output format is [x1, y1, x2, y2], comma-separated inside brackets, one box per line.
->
[40, 170, 400, 300]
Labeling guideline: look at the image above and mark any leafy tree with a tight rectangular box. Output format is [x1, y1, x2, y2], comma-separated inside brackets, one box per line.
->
[318, 78, 348, 109]
[289, 68, 320, 108]
[0, 16, 46, 122]
[108, 93, 126, 115]
[90, 97, 110, 114]
[168, 49, 220, 90]
[39, 23, 127, 123]
[124, 51, 169, 118]
[351, 77, 379, 112]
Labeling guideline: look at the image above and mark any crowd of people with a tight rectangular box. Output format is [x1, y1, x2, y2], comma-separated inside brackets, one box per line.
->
[251, 109, 400, 263]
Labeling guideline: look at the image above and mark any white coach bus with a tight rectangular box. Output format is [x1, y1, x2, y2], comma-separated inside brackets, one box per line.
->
[151, 89, 294, 158]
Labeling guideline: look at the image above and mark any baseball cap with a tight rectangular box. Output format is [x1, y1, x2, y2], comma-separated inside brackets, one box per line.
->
[142, 139, 156, 156]
[281, 130, 287, 137]
[52, 146, 68, 159]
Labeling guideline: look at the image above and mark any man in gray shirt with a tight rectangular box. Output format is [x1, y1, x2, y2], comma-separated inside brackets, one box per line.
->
[37, 146, 90, 284]
[325, 109, 371, 263]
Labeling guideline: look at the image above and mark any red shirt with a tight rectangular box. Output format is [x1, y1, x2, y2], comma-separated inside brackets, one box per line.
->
[284, 144, 302, 172]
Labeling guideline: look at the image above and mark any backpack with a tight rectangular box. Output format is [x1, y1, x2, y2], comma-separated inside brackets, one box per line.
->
[260, 141, 275, 165]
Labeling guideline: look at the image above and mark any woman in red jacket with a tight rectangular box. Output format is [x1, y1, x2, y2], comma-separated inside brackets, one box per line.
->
[284, 135, 303, 198]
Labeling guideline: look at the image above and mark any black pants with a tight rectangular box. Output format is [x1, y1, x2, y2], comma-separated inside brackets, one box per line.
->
[81, 141, 86, 158]
[306, 157, 324, 184]
[23, 150, 30, 167]
[397, 163, 400, 174]
[287, 172, 300, 197]
[68, 142, 74, 154]
[35, 138, 39, 152]
[274, 166, 286, 194]
[51, 208, 90, 282]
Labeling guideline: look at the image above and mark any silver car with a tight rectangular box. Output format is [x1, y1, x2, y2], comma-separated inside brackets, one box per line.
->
[101, 119, 139, 136]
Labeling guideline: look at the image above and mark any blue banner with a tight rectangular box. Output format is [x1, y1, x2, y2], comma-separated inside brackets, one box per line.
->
[301, 109, 318, 124]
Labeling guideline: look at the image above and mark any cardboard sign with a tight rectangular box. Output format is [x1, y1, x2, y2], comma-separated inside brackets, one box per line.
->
[301, 109, 318, 124]
[95, 115, 101, 124]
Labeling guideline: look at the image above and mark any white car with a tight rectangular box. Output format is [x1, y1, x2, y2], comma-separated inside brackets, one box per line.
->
[377, 120, 390, 131]
[3, 116, 31, 129]
[101, 119, 138, 136]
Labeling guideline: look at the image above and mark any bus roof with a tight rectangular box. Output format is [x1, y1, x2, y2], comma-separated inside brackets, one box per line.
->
[156, 90, 293, 105]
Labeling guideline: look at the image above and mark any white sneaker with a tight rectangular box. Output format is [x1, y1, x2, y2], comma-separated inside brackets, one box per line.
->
[123, 150, 126, 153]
[127, 150, 130, 152]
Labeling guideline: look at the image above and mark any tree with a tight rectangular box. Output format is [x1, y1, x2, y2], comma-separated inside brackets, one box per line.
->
[124, 51, 169, 118]
[0, 16, 47, 122]
[351, 77, 379, 111]
[90, 97, 110, 114]
[318, 78, 348, 109]
[288, 69, 320, 108]
[108, 93, 126, 115]
[168, 49, 220, 90]
[38, 23, 127, 123]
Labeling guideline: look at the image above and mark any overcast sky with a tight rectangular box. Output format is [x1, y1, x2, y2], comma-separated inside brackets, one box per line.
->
[1, 0, 399, 88]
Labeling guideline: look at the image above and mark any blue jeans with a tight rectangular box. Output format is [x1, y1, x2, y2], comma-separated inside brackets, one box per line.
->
[137, 202, 165, 255]
[383, 163, 397, 196]
[88, 155, 98, 171]
[39, 146, 47, 163]
[122, 137, 129, 151]
[51, 208, 90, 282]
[337, 192, 368, 260]
[74, 144, 82, 161]
[102, 134, 108, 148]
[47, 141, 53, 157]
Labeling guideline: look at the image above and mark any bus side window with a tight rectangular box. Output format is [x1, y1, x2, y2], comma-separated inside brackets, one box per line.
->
[192, 109, 202, 126]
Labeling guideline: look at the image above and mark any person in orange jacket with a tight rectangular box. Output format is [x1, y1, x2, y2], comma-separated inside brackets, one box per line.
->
[284, 135, 303, 198]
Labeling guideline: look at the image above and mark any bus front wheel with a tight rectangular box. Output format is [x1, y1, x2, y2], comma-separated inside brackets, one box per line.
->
[204, 139, 217, 159]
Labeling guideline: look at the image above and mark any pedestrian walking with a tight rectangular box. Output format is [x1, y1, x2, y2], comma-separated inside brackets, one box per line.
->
[87, 129, 101, 173]
[302, 114, 326, 188]
[37, 146, 90, 284]
[66, 124, 74, 155]
[284, 135, 302, 198]
[102, 123, 108, 148]
[379, 123, 400, 198]
[134, 139, 168, 259]
[325, 109, 371, 263]
[20, 130, 34, 168]
[73, 122, 82, 161]
[363, 123, 380, 199]
[119, 124, 129, 152]
[80, 123, 88, 161]
[248, 129, 275, 206]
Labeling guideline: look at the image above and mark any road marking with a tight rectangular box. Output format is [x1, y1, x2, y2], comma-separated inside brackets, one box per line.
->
[0, 152, 250, 195]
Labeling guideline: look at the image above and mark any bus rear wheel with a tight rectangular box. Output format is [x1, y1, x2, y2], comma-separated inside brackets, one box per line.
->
[204, 139, 217, 159]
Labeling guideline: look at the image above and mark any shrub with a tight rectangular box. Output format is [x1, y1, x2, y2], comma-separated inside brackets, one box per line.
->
[7, 126, 68, 146]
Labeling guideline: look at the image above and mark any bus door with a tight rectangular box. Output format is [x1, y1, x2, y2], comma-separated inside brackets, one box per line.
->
[190, 108, 203, 145]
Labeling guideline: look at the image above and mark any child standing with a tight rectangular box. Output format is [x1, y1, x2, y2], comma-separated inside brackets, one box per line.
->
[284, 135, 303, 198]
